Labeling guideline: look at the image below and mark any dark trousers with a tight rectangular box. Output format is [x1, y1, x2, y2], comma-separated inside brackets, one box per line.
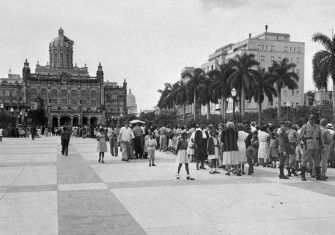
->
[61, 140, 69, 156]
[134, 136, 143, 158]
[278, 153, 287, 167]
[110, 139, 118, 156]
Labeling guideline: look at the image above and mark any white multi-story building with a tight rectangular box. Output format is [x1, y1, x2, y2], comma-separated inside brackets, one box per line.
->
[201, 26, 305, 114]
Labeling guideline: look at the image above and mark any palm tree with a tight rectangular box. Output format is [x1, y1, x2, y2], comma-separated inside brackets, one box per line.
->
[208, 63, 234, 121]
[228, 53, 259, 117]
[253, 68, 277, 125]
[174, 81, 188, 122]
[198, 75, 217, 121]
[312, 33, 335, 121]
[157, 83, 173, 113]
[182, 68, 205, 120]
[269, 58, 299, 120]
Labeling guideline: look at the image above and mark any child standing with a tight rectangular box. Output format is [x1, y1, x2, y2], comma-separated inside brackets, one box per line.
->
[269, 129, 278, 168]
[146, 132, 157, 166]
[97, 128, 107, 163]
[207, 130, 220, 174]
[246, 141, 257, 175]
[176, 132, 194, 180]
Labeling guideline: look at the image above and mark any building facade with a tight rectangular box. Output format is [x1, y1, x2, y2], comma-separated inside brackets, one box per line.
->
[202, 26, 305, 113]
[0, 28, 127, 126]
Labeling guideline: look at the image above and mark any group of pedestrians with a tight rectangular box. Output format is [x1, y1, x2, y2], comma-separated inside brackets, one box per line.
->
[55, 115, 335, 182]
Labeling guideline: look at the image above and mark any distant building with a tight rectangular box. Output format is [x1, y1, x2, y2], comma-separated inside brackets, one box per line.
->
[0, 28, 127, 126]
[304, 90, 333, 106]
[127, 89, 137, 114]
[202, 25, 305, 113]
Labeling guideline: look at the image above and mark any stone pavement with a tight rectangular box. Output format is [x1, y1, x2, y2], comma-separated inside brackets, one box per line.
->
[1, 137, 335, 234]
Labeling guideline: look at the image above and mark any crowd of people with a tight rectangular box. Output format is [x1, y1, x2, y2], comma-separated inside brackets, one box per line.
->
[4, 114, 333, 182]
[87, 114, 335, 181]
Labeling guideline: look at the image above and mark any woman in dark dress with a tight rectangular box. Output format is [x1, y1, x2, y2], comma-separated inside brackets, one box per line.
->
[194, 124, 208, 170]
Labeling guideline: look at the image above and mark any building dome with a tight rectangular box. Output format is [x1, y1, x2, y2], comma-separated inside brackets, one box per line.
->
[49, 28, 74, 69]
[127, 89, 136, 106]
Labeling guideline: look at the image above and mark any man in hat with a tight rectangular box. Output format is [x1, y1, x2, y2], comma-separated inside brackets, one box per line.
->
[277, 121, 290, 179]
[320, 118, 332, 179]
[299, 115, 324, 181]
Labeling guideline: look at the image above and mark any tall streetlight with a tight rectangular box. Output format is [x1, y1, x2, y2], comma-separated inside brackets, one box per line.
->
[231, 88, 237, 123]
[286, 100, 291, 121]
[10, 107, 14, 126]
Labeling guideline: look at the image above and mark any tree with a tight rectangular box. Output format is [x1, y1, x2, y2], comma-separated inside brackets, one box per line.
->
[208, 63, 234, 121]
[174, 81, 188, 122]
[228, 53, 259, 117]
[269, 57, 299, 120]
[182, 68, 206, 120]
[157, 83, 173, 113]
[253, 68, 277, 125]
[198, 75, 217, 121]
[312, 32, 335, 122]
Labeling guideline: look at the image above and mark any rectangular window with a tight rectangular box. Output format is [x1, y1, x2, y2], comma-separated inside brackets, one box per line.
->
[260, 56, 265, 62]
[258, 45, 261, 50]
[294, 47, 296, 52]
[265, 45, 268, 50]
[284, 46, 288, 52]
[297, 47, 301, 53]
[211, 65, 213, 70]
[296, 90, 299, 95]
[296, 58, 300, 64]
[262, 45, 264, 50]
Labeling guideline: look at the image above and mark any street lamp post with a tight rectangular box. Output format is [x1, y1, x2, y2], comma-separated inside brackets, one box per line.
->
[286, 100, 291, 121]
[231, 88, 237, 123]
[10, 107, 14, 126]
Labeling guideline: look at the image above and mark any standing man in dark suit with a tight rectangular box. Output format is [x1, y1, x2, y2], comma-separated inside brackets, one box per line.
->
[277, 121, 289, 179]
[61, 127, 71, 156]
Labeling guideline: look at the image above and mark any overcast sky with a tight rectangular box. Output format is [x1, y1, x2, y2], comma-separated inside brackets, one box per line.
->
[1, 0, 335, 110]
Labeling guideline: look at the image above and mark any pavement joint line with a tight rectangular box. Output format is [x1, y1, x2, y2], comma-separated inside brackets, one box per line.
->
[0, 167, 25, 202]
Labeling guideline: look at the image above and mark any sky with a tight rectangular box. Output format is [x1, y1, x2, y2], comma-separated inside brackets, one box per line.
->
[1, 0, 335, 111]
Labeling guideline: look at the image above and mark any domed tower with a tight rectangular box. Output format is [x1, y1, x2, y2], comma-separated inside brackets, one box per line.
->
[49, 28, 74, 69]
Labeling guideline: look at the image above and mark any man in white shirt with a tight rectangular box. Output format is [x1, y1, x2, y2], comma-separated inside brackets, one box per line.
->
[119, 122, 135, 161]
[0, 128, 3, 142]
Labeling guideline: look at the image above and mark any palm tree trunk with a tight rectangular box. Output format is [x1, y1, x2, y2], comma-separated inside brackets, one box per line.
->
[183, 102, 186, 122]
[207, 102, 210, 121]
[332, 78, 335, 123]
[258, 101, 262, 125]
[277, 87, 282, 120]
[222, 95, 226, 121]
[193, 88, 197, 120]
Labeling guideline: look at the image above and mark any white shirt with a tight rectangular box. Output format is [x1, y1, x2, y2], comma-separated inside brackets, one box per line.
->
[0, 128, 3, 136]
[119, 127, 135, 142]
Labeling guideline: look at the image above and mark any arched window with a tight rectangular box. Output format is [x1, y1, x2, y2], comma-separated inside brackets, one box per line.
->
[71, 90, 78, 106]
[40, 89, 48, 105]
[51, 89, 57, 106]
[81, 90, 88, 107]
[91, 90, 97, 107]
[31, 89, 37, 101]
[60, 90, 68, 106]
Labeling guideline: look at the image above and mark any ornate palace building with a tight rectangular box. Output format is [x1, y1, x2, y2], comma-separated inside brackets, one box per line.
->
[0, 28, 127, 126]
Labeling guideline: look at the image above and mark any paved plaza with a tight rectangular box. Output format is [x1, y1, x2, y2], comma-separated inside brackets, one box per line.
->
[1, 137, 335, 234]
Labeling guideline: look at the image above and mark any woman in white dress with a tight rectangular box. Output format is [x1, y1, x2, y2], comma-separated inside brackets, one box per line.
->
[257, 125, 270, 167]
[237, 124, 249, 175]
